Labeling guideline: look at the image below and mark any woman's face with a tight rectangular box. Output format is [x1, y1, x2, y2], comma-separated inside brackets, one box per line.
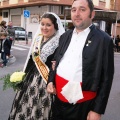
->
[40, 18, 56, 38]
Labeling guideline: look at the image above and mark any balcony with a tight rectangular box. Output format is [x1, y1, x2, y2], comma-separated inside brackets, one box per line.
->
[28, 0, 60, 2]
[29, 0, 51, 2]
[2, 0, 9, 6]
[19, 0, 24, 4]
[114, 0, 120, 11]
[99, 1, 106, 9]
[110, 0, 115, 10]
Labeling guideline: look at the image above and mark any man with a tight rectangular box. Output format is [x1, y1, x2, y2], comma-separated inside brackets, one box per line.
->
[47, 0, 114, 120]
[7, 21, 15, 57]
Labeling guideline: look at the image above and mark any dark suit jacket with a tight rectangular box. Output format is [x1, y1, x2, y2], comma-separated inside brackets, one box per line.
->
[0, 40, 2, 53]
[48, 25, 114, 114]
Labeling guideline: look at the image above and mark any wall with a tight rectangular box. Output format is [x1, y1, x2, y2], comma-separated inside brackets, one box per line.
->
[93, 0, 111, 9]
[2, 10, 9, 24]
[111, 23, 120, 37]
[106, 0, 110, 9]
[25, 5, 50, 37]
[9, 0, 18, 4]
[115, 0, 120, 11]
[93, 0, 99, 6]
[24, 0, 28, 2]
[1, 5, 61, 38]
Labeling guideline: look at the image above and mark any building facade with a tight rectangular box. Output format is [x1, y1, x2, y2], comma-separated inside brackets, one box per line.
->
[0, 0, 120, 37]
[110, 0, 120, 37]
[0, 0, 72, 37]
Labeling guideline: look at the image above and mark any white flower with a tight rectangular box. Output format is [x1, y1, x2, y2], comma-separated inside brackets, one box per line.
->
[10, 72, 26, 82]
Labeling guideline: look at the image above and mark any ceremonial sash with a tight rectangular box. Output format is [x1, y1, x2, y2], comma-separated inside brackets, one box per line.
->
[55, 74, 97, 103]
[32, 34, 49, 84]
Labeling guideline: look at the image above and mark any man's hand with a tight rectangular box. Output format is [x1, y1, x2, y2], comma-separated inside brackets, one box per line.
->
[47, 82, 56, 94]
[87, 111, 101, 120]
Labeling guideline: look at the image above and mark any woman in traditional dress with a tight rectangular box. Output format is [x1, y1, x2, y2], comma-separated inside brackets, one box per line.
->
[8, 12, 65, 120]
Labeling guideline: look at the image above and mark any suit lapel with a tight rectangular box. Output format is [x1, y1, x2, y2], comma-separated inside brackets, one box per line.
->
[59, 30, 73, 57]
[83, 25, 96, 57]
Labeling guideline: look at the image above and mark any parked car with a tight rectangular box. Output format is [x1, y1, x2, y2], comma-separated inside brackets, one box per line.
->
[13, 26, 28, 40]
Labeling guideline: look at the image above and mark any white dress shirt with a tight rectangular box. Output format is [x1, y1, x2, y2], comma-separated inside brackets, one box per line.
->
[57, 27, 90, 82]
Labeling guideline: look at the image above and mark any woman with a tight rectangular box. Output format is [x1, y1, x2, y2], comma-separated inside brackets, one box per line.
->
[0, 21, 10, 67]
[0, 20, 7, 33]
[0, 21, 7, 53]
[8, 12, 65, 120]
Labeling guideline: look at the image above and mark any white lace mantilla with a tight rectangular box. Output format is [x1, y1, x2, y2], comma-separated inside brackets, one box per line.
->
[40, 32, 60, 63]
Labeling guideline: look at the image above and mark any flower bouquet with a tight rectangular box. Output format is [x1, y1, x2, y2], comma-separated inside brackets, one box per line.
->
[0, 71, 26, 91]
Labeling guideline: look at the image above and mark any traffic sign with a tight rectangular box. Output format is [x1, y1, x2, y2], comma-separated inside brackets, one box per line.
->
[24, 10, 30, 18]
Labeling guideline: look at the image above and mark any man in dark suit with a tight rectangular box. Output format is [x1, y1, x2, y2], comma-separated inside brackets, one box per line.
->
[47, 0, 114, 120]
[7, 21, 15, 58]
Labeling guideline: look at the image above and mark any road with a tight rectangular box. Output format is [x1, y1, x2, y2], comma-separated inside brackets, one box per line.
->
[0, 41, 120, 120]
[102, 53, 120, 120]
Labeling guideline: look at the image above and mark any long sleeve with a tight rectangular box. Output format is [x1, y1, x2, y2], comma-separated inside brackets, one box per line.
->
[91, 38, 114, 114]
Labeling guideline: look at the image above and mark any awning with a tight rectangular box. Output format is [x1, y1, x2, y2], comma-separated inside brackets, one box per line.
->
[94, 10, 120, 22]
[64, 8, 120, 23]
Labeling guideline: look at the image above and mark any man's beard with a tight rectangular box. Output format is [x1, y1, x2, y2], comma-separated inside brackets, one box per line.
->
[73, 22, 85, 31]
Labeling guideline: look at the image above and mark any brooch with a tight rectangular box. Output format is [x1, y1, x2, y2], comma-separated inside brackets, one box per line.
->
[86, 40, 91, 46]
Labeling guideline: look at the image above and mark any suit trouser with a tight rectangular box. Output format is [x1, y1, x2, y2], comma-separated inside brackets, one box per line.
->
[51, 96, 95, 120]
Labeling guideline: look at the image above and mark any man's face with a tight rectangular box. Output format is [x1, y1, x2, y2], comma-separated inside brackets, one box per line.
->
[9, 22, 12, 26]
[71, 0, 95, 32]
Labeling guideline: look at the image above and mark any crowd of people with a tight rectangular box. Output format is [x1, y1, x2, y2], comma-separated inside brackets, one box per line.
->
[7, 0, 114, 120]
[0, 20, 15, 67]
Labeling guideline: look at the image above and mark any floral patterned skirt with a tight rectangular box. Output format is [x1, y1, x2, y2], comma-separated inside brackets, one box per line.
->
[8, 66, 51, 120]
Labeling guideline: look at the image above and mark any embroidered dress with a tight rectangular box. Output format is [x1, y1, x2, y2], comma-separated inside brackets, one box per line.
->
[8, 32, 60, 120]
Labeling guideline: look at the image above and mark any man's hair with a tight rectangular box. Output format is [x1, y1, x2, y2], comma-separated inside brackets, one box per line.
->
[0, 32, 7, 37]
[72, 0, 94, 12]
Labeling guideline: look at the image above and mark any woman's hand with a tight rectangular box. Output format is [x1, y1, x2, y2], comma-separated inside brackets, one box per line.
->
[87, 111, 101, 120]
[47, 82, 56, 94]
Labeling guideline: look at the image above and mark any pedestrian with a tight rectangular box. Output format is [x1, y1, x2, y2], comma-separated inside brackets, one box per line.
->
[0, 20, 9, 64]
[0, 20, 7, 33]
[47, 0, 114, 120]
[116, 35, 120, 52]
[8, 12, 65, 120]
[7, 21, 15, 58]
[0, 32, 11, 67]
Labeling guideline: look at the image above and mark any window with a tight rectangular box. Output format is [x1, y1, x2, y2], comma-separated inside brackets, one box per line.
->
[14, 27, 25, 31]
[59, 6, 64, 14]
[0, 12, 2, 16]
[3, 12, 8, 18]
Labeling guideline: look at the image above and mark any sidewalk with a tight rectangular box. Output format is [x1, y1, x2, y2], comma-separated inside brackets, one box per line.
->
[0, 55, 16, 67]
[114, 52, 120, 55]
[14, 39, 32, 47]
